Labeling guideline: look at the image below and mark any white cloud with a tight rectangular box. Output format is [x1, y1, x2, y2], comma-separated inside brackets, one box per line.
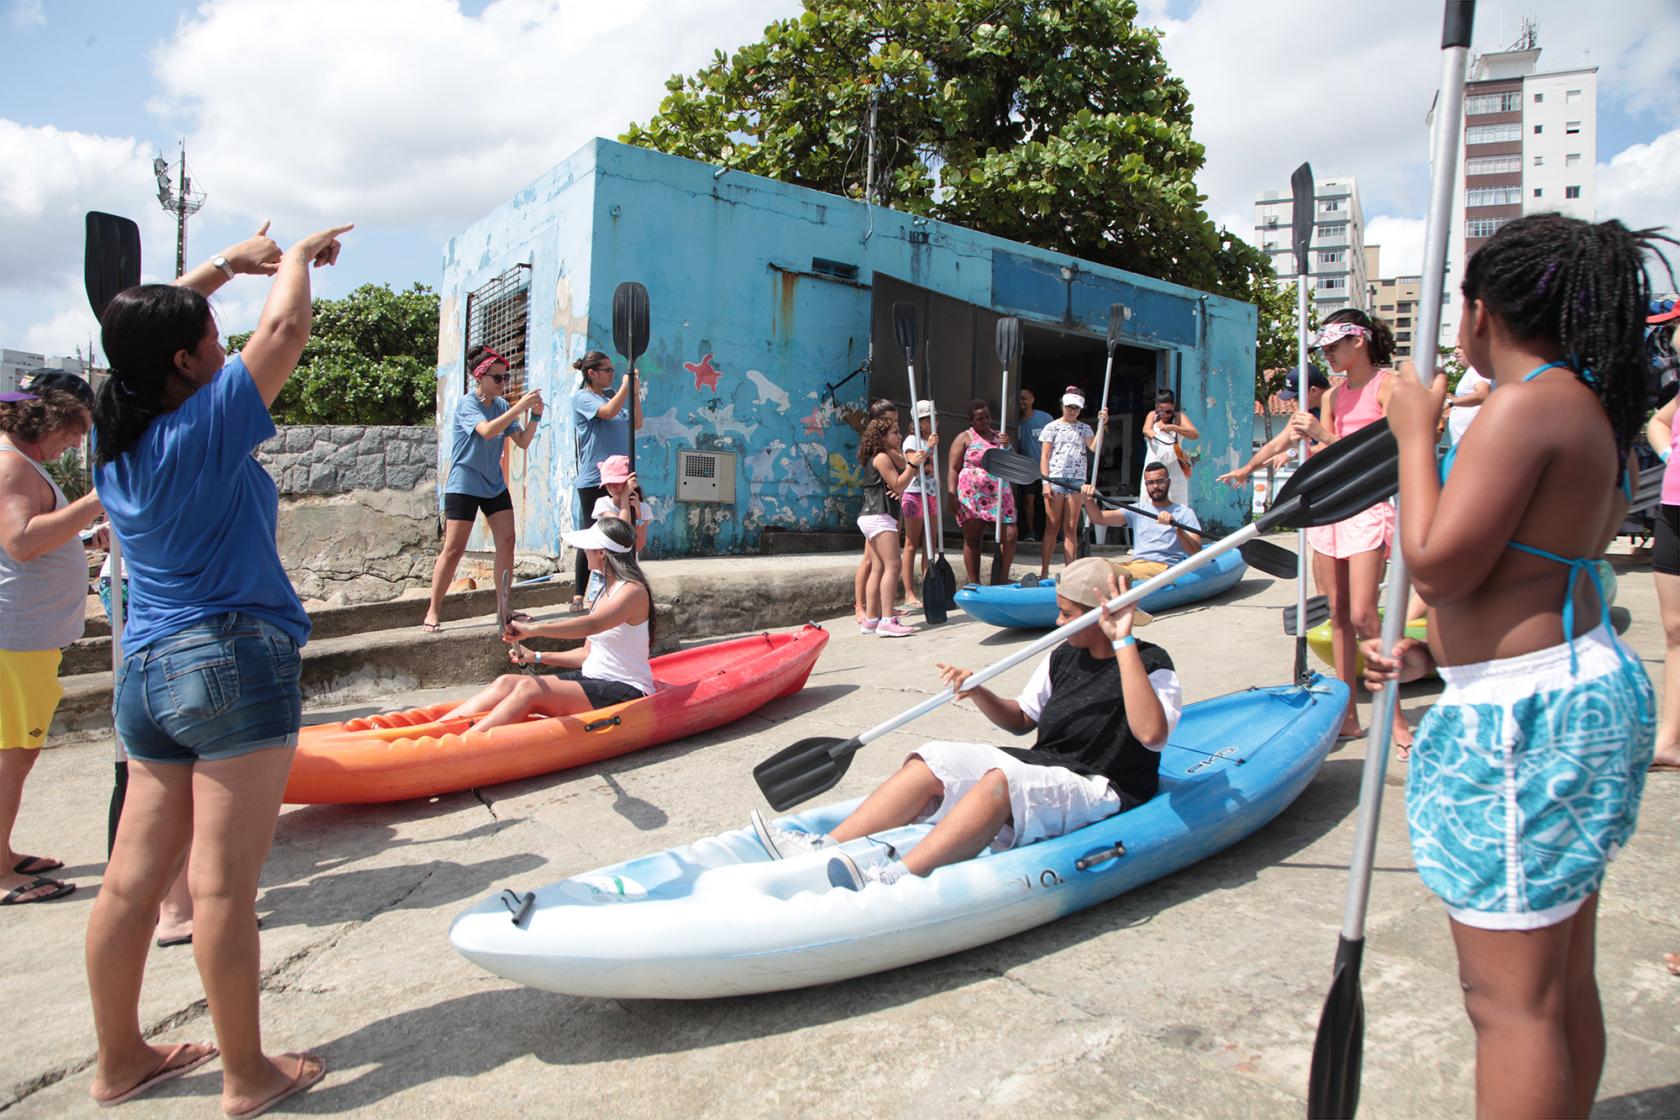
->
[1364, 216, 1427, 278]
[1598, 128, 1680, 238]
[146, 0, 794, 235]
[5, 0, 44, 30]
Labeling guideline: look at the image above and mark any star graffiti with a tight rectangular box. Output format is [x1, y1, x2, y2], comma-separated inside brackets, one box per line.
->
[684, 353, 723, 392]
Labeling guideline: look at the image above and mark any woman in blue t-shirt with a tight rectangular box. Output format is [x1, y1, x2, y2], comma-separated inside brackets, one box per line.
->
[421, 346, 543, 632]
[84, 222, 349, 1114]
[569, 350, 642, 610]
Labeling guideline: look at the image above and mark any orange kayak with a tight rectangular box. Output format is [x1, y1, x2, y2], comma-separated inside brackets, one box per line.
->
[284, 625, 829, 804]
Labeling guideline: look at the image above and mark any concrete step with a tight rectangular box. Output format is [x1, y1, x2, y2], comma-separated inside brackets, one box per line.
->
[49, 552, 872, 739]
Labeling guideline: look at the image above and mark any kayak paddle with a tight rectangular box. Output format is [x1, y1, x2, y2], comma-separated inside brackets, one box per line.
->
[922, 334, 960, 608]
[85, 210, 141, 852]
[990, 317, 1024, 584]
[611, 282, 649, 475]
[1290, 159, 1316, 683]
[754, 418, 1399, 810]
[979, 446, 1298, 579]
[1307, 4, 1474, 1117]
[1078, 304, 1127, 559]
[1284, 595, 1331, 637]
[895, 302, 954, 622]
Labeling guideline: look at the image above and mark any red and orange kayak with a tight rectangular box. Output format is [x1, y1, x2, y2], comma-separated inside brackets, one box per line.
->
[284, 625, 829, 804]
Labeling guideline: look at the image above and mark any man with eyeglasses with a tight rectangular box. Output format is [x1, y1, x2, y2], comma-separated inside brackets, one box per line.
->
[1078, 461, 1202, 579]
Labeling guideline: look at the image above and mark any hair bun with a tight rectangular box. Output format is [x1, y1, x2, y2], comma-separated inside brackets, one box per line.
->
[572, 358, 586, 371]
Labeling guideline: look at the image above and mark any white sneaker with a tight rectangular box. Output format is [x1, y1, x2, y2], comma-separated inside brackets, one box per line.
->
[750, 809, 830, 859]
[826, 850, 865, 891]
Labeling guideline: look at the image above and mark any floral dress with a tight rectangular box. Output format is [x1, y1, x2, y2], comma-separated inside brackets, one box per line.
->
[956, 429, 1016, 525]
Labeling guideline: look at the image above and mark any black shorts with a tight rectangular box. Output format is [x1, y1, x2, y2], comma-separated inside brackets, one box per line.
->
[1655, 504, 1680, 575]
[443, 489, 514, 522]
[544, 668, 648, 709]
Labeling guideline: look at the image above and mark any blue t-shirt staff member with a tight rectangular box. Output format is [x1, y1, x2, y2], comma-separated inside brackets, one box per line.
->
[88, 221, 350, 1113]
[421, 346, 543, 633]
[569, 350, 643, 611]
[1079, 461, 1202, 579]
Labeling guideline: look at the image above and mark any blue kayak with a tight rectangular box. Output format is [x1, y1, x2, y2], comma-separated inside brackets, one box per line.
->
[956, 547, 1248, 628]
[450, 675, 1348, 998]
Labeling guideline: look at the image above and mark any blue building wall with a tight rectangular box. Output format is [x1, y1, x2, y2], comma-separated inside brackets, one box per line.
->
[439, 138, 1257, 558]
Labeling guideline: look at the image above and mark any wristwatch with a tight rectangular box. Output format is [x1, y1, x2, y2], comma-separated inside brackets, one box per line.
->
[212, 255, 235, 279]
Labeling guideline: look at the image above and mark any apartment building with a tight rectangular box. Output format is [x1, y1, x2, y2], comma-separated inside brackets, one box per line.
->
[1, 349, 89, 395]
[1370, 275, 1423, 363]
[1430, 25, 1597, 345]
[1252, 175, 1369, 314]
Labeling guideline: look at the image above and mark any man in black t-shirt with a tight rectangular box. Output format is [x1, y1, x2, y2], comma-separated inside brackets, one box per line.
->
[752, 557, 1181, 889]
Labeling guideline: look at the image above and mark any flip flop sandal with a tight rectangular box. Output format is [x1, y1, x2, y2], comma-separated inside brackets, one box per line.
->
[568, 597, 588, 614]
[420, 621, 442, 634]
[95, 1041, 219, 1108]
[1, 877, 74, 905]
[224, 1052, 326, 1119]
[11, 854, 63, 875]
[510, 612, 535, 623]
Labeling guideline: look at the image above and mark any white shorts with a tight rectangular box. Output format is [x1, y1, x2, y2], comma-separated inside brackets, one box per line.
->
[857, 514, 898, 540]
[910, 741, 1122, 850]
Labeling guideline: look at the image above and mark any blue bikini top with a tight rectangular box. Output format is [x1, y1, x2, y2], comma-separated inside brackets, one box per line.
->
[1438, 360, 1630, 675]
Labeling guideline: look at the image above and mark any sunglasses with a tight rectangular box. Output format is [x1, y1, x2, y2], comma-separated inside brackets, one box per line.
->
[483, 373, 508, 383]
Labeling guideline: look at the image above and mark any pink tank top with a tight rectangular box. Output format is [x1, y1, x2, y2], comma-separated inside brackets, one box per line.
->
[1663, 424, 1680, 507]
[1331, 369, 1389, 437]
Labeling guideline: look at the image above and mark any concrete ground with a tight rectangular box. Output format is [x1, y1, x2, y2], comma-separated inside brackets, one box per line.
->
[4, 543, 1676, 1118]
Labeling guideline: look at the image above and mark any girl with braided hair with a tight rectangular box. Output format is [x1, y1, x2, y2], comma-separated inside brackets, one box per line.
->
[1371, 213, 1675, 1117]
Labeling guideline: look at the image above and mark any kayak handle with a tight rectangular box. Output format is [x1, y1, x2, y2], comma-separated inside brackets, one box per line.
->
[583, 715, 623, 733]
[1075, 842, 1127, 872]
[500, 889, 535, 927]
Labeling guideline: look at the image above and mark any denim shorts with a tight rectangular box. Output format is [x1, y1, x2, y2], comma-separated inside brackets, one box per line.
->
[114, 613, 303, 765]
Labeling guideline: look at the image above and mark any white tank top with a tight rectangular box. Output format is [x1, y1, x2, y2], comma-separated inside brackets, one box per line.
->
[0, 441, 89, 650]
[581, 584, 654, 696]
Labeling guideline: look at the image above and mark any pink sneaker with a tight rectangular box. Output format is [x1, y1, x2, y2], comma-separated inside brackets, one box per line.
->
[859, 618, 879, 634]
[875, 618, 915, 638]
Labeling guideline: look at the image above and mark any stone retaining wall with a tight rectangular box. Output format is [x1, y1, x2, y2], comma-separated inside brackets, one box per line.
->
[258, 426, 440, 605]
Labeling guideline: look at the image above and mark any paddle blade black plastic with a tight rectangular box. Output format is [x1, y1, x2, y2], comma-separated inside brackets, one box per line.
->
[1237, 538, 1299, 579]
[981, 447, 1043, 486]
[754, 736, 860, 811]
[996, 316, 1022, 371]
[1291, 163, 1315, 279]
[1262, 419, 1397, 532]
[923, 560, 954, 624]
[85, 211, 141, 320]
[1308, 935, 1366, 1120]
[612, 282, 650, 361]
[1106, 303, 1126, 353]
[1284, 595, 1331, 636]
[893, 301, 917, 358]
[1628, 466, 1664, 516]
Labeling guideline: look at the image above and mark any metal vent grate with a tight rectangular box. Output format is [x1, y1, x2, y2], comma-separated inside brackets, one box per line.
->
[463, 263, 532, 396]
[676, 449, 736, 504]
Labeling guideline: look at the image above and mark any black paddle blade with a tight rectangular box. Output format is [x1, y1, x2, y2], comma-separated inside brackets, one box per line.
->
[611, 282, 650, 361]
[1237, 538, 1299, 579]
[1284, 595, 1331, 636]
[85, 211, 141, 320]
[989, 549, 1007, 585]
[1106, 303, 1127, 353]
[996, 316, 1022, 371]
[754, 735, 860, 811]
[893, 301, 917, 359]
[1307, 935, 1366, 1120]
[1290, 163, 1316, 280]
[923, 557, 954, 624]
[981, 446, 1043, 486]
[495, 568, 513, 634]
[1262, 419, 1397, 532]
[1077, 524, 1092, 560]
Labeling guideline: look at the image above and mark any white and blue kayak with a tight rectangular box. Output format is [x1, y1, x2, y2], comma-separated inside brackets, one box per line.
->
[956, 548, 1247, 629]
[450, 675, 1348, 999]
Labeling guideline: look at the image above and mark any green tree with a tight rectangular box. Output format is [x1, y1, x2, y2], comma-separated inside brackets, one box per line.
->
[623, 0, 1269, 301]
[1437, 344, 1467, 392]
[228, 283, 439, 424]
[45, 449, 88, 502]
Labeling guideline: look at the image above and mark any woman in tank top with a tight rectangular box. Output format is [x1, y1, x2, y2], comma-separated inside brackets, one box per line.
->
[444, 516, 656, 731]
[1287, 308, 1410, 749]
[0, 381, 105, 906]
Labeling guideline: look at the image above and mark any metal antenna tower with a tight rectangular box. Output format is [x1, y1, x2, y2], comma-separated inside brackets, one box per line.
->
[153, 140, 207, 278]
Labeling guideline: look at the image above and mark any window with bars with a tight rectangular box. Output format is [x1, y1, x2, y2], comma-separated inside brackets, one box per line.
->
[1467, 217, 1509, 238]
[1465, 155, 1520, 175]
[463, 264, 532, 395]
[1465, 91, 1520, 115]
[1467, 123, 1521, 144]
[1565, 185, 1582, 200]
[1467, 186, 1522, 207]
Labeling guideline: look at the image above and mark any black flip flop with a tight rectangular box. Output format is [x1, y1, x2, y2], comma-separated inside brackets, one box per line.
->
[2, 877, 74, 905]
[11, 854, 63, 875]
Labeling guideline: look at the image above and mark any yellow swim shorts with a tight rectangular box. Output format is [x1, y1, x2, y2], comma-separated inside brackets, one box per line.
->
[0, 649, 64, 750]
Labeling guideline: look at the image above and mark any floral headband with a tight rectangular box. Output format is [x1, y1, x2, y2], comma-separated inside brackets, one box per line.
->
[471, 347, 509, 379]
[1314, 322, 1371, 349]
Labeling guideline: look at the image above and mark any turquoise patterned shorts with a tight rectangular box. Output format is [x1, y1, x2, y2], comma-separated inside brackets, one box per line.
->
[1406, 624, 1654, 930]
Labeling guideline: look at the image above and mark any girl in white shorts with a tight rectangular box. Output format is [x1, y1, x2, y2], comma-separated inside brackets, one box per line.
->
[855, 415, 927, 638]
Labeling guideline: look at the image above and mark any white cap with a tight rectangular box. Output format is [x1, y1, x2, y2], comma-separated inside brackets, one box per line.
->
[562, 522, 631, 553]
[1061, 392, 1085, 409]
[915, 400, 934, 419]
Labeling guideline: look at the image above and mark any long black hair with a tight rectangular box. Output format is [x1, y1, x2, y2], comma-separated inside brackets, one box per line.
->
[93, 284, 213, 466]
[1321, 307, 1396, 366]
[595, 515, 657, 645]
[1463, 213, 1678, 463]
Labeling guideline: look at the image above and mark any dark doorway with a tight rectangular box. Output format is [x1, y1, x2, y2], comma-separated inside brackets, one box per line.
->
[1017, 323, 1161, 501]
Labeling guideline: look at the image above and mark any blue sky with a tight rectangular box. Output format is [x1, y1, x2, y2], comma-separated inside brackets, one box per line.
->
[3, 0, 1676, 361]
